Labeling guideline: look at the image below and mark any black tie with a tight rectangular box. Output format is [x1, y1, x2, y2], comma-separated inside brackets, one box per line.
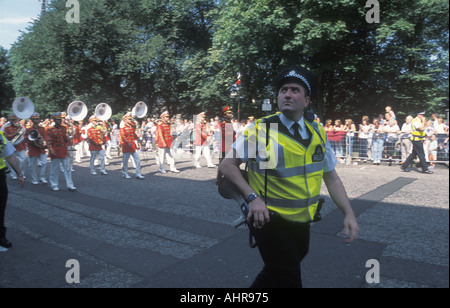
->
[291, 122, 302, 141]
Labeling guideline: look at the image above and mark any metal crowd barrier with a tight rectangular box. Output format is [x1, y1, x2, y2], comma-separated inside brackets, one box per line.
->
[327, 131, 449, 165]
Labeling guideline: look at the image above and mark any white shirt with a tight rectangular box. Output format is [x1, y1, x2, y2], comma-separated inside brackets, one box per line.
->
[279, 113, 310, 140]
[1, 137, 16, 158]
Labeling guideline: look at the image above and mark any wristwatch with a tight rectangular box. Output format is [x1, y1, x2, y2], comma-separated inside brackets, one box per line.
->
[246, 193, 259, 203]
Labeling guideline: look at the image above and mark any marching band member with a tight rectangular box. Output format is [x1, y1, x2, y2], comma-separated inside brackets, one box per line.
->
[72, 119, 83, 163]
[26, 113, 48, 184]
[216, 106, 236, 185]
[104, 120, 113, 160]
[87, 116, 108, 175]
[193, 112, 215, 169]
[120, 113, 144, 179]
[1, 114, 27, 179]
[46, 112, 76, 191]
[156, 111, 179, 173]
[80, 121, 91, 158]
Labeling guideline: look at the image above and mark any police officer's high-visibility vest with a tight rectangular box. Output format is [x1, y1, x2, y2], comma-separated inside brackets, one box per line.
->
[245, 113, 327, 223]
[410, 117, 425, 141]
[0, 131, 8, 170]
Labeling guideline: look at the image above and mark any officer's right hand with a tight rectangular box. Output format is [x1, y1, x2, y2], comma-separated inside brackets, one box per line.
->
[248, 198, 270, 229]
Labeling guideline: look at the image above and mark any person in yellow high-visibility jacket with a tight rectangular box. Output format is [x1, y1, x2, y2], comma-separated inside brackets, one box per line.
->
[220, 66, 359, 288]
[400, 111, 433, 174]
[1, 131, 25, 248]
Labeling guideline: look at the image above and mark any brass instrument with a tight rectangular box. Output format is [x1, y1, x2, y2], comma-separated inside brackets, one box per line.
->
[66, 121, 77, 151]
[94, 103, 112, 146]
[67, 101, 88, 151]
[3, 122, 26, 146]
[13, 97, 34, 119]
[7, 97, 35, 145]
[94, 121, 107, 145]
[95, 103, 112, 122]
[28, 128, 47, 148]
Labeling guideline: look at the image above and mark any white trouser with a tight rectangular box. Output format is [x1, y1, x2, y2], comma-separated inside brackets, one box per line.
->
[49, 157, 75, 189]
[194, 144, 214, 167]
[90, 150, 105, 172]
[122, 152, 142, 176]
[158, 147, 175, 171]
[29, 154, 47, 182]
[8, 150, 26, 178]
[74, 143, 82, 162]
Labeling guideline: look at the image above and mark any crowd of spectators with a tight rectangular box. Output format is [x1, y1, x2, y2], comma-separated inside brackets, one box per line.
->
[323, 106, 449, 167]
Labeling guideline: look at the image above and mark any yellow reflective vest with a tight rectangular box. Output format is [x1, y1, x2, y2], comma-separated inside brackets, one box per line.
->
[0, 131, 7, 170]
[410, 117, 425, 141]
[245, 113, 327, 223]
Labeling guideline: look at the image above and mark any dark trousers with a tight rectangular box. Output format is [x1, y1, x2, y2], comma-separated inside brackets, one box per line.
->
[0, 173, 7, 235]
[250, 215, 310, 288]
[402, 140, 428, 171]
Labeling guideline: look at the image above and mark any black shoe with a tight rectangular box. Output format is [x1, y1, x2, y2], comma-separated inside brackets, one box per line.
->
[0, 237, 12, 248]
[400, 167, 410, 172]
[422, 170, 433, 174]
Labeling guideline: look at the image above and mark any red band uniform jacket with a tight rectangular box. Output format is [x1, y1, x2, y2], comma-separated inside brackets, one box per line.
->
[46, 125, 69, 159]
[194, 122, 209, 146]
[156, 121, 173, 148]
[120, 125, 138, 153]
[3, 124, 27, 152]
[26, 125, 47, 156]
[87, 126, 105, 151]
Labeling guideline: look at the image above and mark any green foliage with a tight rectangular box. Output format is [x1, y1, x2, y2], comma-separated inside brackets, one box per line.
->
[0, 47, 16, 115]
[4, 0, 449, 122]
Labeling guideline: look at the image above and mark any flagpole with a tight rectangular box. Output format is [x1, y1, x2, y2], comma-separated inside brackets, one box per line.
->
[236, 73, 241, 123]
[237, 87, 241, 123]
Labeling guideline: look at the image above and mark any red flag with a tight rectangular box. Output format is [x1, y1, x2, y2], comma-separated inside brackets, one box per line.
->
[235, 73, 241, 85]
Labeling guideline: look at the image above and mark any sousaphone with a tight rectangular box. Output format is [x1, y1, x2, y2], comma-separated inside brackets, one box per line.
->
[95, 103, 112, 121]
[12, 97, 35, 119]
[67, 101, 88, 122]
[132, 101, 148, 119]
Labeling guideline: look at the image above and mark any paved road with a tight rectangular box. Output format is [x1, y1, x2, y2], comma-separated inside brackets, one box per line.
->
[0, 150, 448, 288]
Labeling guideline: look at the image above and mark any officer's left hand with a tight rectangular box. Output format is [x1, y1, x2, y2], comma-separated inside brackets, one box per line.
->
[248, 198, 270, 229]
[343, 213, 359, 243]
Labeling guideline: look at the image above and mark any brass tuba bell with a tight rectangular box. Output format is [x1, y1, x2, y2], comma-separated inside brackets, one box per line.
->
[67, 101, 88, 122]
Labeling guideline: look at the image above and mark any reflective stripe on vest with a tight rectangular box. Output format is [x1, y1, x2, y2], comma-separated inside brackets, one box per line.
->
[246, 114, 327, 222]
[410, 117, 425, 141]
[0, 131, 7, 170]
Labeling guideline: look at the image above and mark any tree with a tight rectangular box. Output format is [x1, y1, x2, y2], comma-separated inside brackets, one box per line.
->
[7, 0, 449, 121]
[207, 0, 449, 120]
[0, 47, 16, 116]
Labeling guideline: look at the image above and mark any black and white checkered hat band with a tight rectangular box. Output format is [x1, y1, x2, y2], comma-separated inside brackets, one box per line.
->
[283, 70, 311, 94]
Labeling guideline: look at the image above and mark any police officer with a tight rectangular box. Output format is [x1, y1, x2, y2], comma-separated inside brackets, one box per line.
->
[401, 111, 433, 174]
[219, 66, 359, 288]
[1, 130, 25, 248]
